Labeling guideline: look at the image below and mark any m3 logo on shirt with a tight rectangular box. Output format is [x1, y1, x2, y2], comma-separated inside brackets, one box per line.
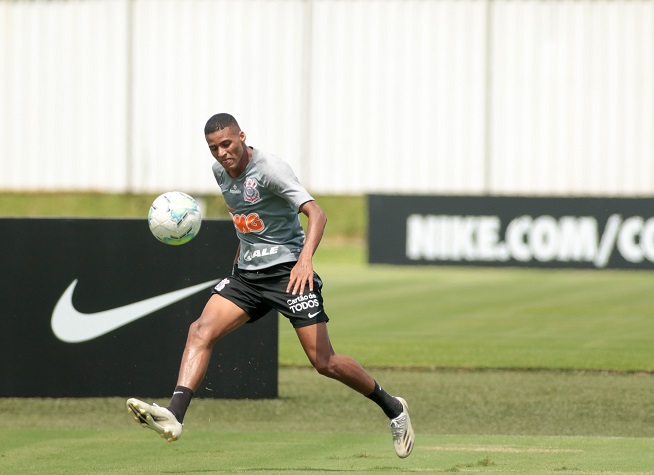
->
[231, 212, 265, 233]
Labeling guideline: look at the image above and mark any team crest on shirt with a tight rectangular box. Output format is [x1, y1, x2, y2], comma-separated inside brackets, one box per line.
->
[243, 178, 261, 204]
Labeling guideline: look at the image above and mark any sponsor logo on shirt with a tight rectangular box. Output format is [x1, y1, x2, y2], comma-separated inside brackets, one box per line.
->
[243, 246, 280, 261]
[231, 212, 265, 233]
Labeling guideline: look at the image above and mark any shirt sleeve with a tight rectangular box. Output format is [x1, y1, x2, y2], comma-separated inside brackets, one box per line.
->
[260, 154, 314, 211]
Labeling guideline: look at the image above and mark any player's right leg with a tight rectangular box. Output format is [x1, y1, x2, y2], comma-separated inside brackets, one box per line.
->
[126, 293, 250, 442]
[126, 399, 183, 443]
[176, 294, 250, 391]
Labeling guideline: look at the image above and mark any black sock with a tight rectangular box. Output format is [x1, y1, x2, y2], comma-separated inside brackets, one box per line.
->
[366, 381, 403, 419]
[167, 385, 194, 423]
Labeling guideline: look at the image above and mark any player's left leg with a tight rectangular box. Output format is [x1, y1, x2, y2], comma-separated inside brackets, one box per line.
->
[295, 323, 415, 458]
[295, 322, 374, 393]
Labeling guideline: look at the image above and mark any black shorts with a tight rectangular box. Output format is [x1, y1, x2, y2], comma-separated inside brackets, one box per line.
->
[211, 261, 330, 328]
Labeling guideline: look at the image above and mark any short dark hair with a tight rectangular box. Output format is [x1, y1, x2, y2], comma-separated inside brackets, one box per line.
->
[204, 113, 240, 135]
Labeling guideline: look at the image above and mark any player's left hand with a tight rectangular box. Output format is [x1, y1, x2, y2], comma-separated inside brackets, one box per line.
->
[287, 257, 314, 295]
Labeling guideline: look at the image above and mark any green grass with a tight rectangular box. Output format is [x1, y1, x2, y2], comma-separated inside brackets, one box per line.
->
[3, 368, 652, 437]
[0, 192, 366, 242]
[2, 430, 654, 474]
[292, 244, 654, 372]
[1, 368, 653, 473]
[1, 193, 653, 474]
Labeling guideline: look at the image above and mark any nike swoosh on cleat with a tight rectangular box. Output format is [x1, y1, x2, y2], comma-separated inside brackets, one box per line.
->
[51, 278, 220, 343]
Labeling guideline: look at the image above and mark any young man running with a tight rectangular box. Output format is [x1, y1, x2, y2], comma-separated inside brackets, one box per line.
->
[126, 113, 415, 458]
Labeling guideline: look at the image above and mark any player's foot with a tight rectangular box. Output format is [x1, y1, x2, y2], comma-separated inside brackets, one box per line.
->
[389, 397, 414, 458]
[126, 398, 183, 443]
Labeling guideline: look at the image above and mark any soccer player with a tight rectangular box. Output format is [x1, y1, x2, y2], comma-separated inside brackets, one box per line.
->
[126, 113, 415, 458]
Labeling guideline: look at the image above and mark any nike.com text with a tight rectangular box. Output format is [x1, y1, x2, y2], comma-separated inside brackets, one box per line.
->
[406, 214, 654, 268]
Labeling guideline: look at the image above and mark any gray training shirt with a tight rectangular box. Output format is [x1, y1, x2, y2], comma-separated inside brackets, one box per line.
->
[212, 147, 314, 271]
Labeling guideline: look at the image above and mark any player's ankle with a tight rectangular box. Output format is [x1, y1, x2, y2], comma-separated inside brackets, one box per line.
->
[167, 385, 194, 423]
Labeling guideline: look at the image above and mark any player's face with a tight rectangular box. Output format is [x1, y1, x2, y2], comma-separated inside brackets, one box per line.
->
[206, 126, 250, 178]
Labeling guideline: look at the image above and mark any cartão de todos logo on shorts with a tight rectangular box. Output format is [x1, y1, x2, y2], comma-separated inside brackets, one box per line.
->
[243, 178, 261, 204]
[286, 292, 320, 314]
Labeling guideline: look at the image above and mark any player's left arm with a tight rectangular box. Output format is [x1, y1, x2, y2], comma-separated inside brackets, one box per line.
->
[287, 200, 327, 296]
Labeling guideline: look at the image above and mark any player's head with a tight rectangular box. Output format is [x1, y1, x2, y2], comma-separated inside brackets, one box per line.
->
[204, 113, 241, 135]
[205, 113, 249, 177]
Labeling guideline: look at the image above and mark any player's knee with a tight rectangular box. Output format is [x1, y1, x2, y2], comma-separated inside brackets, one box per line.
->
[187, 319, 217, 346]
[313, 356, 338, 378]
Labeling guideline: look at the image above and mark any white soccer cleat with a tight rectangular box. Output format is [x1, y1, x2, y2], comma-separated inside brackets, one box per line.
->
[126, 398, 183, 443]
[389, 397, 415, 458]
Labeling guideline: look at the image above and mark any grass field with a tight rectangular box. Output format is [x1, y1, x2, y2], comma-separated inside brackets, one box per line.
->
[0, 192, 366, 242]
[1, 193, 653, 474]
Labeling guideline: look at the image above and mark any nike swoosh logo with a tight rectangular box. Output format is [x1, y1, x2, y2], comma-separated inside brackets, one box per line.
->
[307, 311, 322, 318]
[51, 278, 220, 343]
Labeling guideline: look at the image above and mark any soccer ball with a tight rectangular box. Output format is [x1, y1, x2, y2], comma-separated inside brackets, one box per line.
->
[148, 191, 202, 245]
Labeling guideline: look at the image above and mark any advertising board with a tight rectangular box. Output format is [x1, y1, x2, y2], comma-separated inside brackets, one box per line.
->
[0, 218, 278, 398]
[369, 195, 654, 269]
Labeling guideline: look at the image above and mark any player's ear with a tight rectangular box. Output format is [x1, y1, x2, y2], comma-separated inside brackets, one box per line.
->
[239, 131, 246, 142]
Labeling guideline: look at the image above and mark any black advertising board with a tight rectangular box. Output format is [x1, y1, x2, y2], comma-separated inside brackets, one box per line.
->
[369, 195, 654, 270]
[0, 218, 278, 398]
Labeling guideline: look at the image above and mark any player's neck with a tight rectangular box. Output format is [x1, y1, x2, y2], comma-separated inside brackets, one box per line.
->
[227, 146, 253, 178]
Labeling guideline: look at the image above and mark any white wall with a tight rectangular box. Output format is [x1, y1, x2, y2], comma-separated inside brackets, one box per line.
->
[1, 0, 652, 196]
[1, 0, 129, 192]
[489, 0, 654, 196]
